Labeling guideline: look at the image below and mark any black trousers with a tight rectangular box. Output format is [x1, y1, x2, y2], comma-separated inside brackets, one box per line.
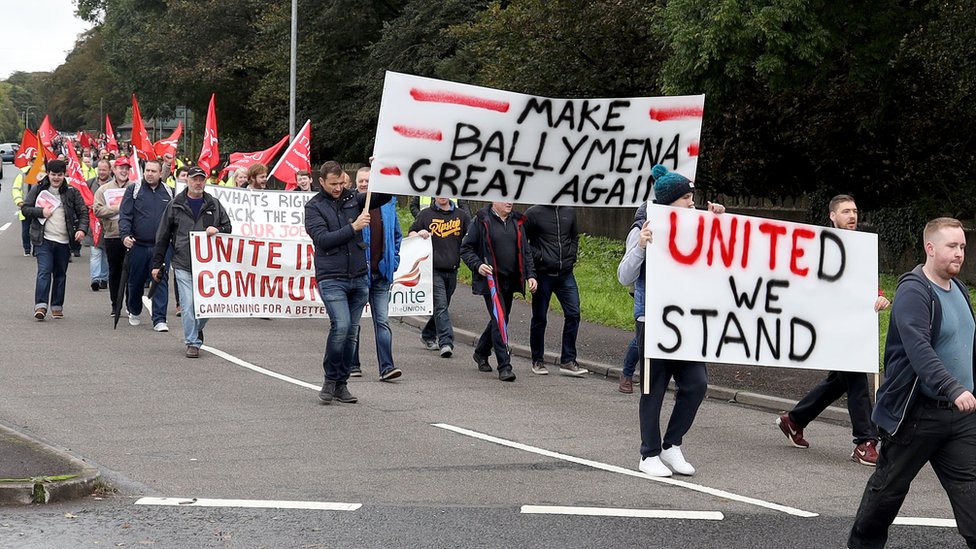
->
[790, 371, 878, 444]
[104, 237, 126, 311]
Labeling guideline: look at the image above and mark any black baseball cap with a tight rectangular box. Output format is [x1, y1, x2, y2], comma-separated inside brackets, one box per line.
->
[187, 166, 207, 179]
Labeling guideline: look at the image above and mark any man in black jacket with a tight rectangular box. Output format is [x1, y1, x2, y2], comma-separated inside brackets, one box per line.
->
[524, 205, 588, 377]
[151, 166, 232, 358]
[21, 160, 89, 320]
[304, 161, 393, 405]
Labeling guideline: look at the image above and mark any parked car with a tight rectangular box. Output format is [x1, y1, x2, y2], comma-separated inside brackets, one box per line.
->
[0, 142, 17, 162]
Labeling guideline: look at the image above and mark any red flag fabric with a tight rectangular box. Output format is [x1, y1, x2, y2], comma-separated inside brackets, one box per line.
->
[197, 94, 219, 174]
[153, 121, 183, 158]
[37, 115, 56, 149]
[130, 94, 157, 160]
[79, 131, 91, 151]
[105, 115, 119, 153]
[14, 129, 37, 168]
[65, 141, 94, 205]
[128, 150, 143, 182]
[218, 134, 289, 181]
[270, 120, 312, 190]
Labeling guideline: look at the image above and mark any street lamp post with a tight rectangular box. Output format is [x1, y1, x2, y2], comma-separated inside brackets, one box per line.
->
[24, 105, 37, 131]
[289, 0, 297, 138]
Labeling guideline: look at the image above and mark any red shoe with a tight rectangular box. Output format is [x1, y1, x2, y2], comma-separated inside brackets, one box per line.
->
[776, 414, 810, 448]
[851, 440, 878, 466]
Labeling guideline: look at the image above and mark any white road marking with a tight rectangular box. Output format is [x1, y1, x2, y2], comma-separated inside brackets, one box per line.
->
[521, 505, 723, 520]
[893, 517, 956, 528]
[432, 423, 818, 518]
[202, 344, 320, 390]
[135, 497, 360, 511]
[0, 222, 11, 232]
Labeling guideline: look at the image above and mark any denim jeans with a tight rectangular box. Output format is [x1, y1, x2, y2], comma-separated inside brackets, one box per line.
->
[421, 269, 458, 347]
[849, 398, 976, 548]
[174, 268, 207, 348]
[126, 245, 169, 325]
[89, 245, 108, 283]
[351, 276, 396, 375]
[475, 277, 515, 368]
[529, 272, 581, 364]
[34, 239, 71, 311]
[319, 276, 369, 385]
[21, 218, 32, 254]
[790, 371, 878, 444]
[622, 336, 640, 378]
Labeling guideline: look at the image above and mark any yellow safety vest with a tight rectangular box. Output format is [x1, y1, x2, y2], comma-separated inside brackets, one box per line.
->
[10, 166, 31, 221]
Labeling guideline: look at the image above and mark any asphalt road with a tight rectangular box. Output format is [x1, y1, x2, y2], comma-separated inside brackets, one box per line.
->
[0, 163, 967, 548]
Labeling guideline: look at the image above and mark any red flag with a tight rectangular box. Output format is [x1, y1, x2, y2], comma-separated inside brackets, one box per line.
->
[14, 129, 37, 168]
[218, 135, 289, 181]
[130, 94, 157, 160]
[153, 121, 183, 158]
[197, 94, 219, 173]
[105, 115, 119, 153]
[79, 131, 92, 151]
[37, 115, 57, 149]
[65, 141, 94, 205]
[270, 119, 311, 190]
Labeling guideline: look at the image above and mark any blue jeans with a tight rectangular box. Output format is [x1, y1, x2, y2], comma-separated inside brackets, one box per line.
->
[529, 272, 581, 364]
[421, 269, 458, 347]
[34, 239, 71, 311]
[21, 219, 32, 254]
[175, 268, 207, 348]
[89, 245, 108, 283]
[622, 336, 639, 378]
[319, 276, 369, 385]
[126, 244, 169, 325]
[352, 276, 396, 374]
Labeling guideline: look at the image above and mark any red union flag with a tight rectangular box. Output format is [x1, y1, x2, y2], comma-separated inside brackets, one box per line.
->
[65, 141, 94, 205]
[197, 94, 219, 174]
[105, 115, 119, 153]
[37, 115, 57, 149]
[219, 134, 289, 181]
[153, 120, 183, 158]
[14, 129, 37, 168]
[130, 94, 157, 160]
[270, 119, 311, 190]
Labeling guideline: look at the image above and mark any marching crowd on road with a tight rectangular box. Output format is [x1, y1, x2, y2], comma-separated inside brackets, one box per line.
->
[8, 132, 976, 548]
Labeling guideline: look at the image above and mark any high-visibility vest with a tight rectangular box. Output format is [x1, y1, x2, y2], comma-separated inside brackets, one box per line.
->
[10, 166, 31, 221]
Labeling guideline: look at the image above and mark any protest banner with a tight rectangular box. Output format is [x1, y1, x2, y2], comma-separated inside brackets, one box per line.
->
[371, 72, 704, 207]
[176, 183, 315, 241]
[643, 204, 879, 373]
[190, 232, 433, 319]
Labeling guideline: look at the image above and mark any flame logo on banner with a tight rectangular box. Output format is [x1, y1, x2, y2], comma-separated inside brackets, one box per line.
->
[393, 254, 430, 288]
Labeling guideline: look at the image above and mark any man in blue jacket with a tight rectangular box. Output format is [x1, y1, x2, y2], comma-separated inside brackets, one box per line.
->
[849, 217, 976, 549]
[120, 159, 174, 332]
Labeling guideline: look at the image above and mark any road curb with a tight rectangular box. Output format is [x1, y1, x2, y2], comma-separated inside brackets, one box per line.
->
[398, 316, 851, 426]
[0, 423, 101, 506]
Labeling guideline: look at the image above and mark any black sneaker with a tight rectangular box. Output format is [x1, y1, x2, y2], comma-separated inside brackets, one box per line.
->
[473, 353, 492, 372]
[99, 280, 108, 290]
[349, 367, 363, 378]
[91, 280, 100, 292]
[319, 381, 335, 404]
[333, 384, 358, 404]
[498, 367, 516, 382]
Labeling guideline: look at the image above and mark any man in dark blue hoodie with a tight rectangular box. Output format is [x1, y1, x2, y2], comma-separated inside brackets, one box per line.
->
[849, 217, 976, 549]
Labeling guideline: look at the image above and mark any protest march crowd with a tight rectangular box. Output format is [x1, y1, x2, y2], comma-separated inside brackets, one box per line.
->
[10, 79, 976, 547]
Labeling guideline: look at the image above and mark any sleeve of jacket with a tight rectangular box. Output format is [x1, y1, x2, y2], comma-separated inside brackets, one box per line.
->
[305, 199, 356, 251]
[20, 184, 43, 219]
[92, 185, 114, 220]
[409, 195, 421, 218]
[569, 209, 580, 262]
[118, 185, 135, 239]
[893, 279, 969, 401]
[459, 219, 484, 273]
[618, 228, 645, 286]
[520, 224, 536, 279]
[70, 189, 89, 235]
[11, 172, 25, 206]
[152, 204, 175, 269]
[215, 200, 233, 234]
[393, 209, 402, 272]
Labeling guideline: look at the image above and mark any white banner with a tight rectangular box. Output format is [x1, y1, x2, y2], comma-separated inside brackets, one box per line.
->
[176, 183, 314, 240]
[190, 232, 433, 319]
[371, 72, 704, 207]
[643, 204, 879, 373]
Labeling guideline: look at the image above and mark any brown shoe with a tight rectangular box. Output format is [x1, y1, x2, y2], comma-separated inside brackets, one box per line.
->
[185, 346, 200, 358]
[51, 310, 63, 319]
[618, 375, 633, 394]
[34, 307, 47, 320]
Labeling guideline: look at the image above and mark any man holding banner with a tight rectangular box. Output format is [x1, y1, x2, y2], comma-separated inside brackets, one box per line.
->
[305, 161, 394, 404]
[776, 195, 889, 466]
[461, 202, 537, 382]
[849, 217, 976, 549]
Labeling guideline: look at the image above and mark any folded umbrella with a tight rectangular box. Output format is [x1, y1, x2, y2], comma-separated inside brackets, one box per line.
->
[112, 249, 130, 329]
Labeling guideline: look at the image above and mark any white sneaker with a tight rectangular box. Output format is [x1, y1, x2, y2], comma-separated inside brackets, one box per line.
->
[638, 456, 672, 477]
[128, 313, 141, 326]
[153, 322, 169, 332]
[660, 445, 695, 476]
[531, 361, 549, 375]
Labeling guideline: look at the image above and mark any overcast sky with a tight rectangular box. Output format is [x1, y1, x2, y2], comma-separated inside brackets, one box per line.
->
[1, 0, 93, 79]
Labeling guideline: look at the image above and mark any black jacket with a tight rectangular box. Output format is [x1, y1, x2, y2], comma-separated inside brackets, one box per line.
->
[152, 190, 233, 271]
[21, 178, 89, 246]
[524, 205, 578, 276]
[460, 206, 535, 296]
[304, 189, 393, 281]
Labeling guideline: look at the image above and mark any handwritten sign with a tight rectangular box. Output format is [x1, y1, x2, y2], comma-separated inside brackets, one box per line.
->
[176, 183, 314, 241]
[371, 72, 704, 207]
[190, 233, 433, 319]
[643, 204, 879, 373]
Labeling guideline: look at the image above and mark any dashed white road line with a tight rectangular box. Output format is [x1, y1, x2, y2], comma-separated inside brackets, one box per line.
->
[432, 423, 819, 518]
[135, 497, 360, 511]
[521, 505, 723, 520]
[893, 517, 956, 528]
[0, 222, 11, 232]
